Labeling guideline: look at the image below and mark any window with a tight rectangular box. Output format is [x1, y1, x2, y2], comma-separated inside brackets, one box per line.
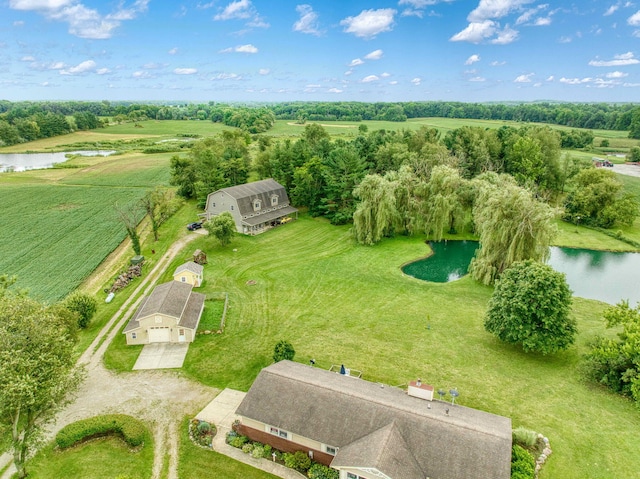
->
[155, 316, 162, 324]
[253, 199, 262, 211]
[131, 332, 137, 339]
[181, 276, 186, 283]
[231, 205, 234, 210]
[268, 426, 288, 439]
[271, 195, 278, 206]
[212, 202, 216, 207]
[179, 329, 185, 336]
[324, 445, 336, 455]
[347, 474, 366, 479]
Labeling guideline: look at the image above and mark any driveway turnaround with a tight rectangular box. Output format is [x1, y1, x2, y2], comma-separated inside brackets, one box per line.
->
[133, 343, 190, 370]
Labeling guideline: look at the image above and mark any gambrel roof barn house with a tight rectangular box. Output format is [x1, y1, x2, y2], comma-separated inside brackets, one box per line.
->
[200, 178, 298, 235]
[123, 281, 205, 345]
[236, 361, 512, 479]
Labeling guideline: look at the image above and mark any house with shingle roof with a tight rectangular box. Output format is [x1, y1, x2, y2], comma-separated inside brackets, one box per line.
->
[235, 361, 512, 479]
[200, 178, 298, 235]
[173, 261, 204, 287]
[123, 281, 205, 345]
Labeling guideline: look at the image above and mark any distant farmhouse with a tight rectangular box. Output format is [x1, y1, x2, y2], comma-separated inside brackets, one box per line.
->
[200, 178, 298, 235]
[123, 281, 205, 345]
[236, 361, 512, 479]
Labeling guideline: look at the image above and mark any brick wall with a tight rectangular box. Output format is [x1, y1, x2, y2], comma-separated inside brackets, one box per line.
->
[238, 425, 335, 466]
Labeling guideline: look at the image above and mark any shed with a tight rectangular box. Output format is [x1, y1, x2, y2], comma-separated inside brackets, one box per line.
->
[173, 261, 204, 287]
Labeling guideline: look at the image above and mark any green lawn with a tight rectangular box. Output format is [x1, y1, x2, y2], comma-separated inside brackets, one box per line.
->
[178, 417, 278, 479]
[18, 434, 154, 479]
[107, 215, 640, 479]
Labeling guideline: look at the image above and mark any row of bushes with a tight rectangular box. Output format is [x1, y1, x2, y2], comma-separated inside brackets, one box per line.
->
[56, 414, 148, 449]
[226, 431, 338, 479]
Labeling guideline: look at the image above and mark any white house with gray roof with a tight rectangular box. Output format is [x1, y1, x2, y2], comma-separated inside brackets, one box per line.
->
[123, 281, 205, 345]
[235, 361, 512, 479]
[200, 178, 298, 235]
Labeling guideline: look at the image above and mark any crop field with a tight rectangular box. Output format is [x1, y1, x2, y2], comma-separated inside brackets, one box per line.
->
[0, 152, 172, 302]
[105, 215, 640, 479]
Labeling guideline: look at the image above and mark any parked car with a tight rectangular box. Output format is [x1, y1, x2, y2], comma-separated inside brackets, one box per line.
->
[187, 222, 203, 231]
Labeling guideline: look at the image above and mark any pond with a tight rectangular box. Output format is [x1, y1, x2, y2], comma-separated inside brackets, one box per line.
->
[0, 150, 116, 172]
[402, 241, 640, 306]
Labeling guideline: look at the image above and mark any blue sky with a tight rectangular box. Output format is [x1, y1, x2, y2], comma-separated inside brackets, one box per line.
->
[1, 0, 640, 102]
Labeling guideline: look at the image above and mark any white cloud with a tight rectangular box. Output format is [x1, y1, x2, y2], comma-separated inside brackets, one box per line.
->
[60, 59, 96, 75]
[214, 0, 268, 28]
[364, 49, 384, 60]
[450, 20, 496, 43]
[514, 73, 534, 82]
[132, 70, 152, 79]
[344, 70, 354, 76]
[220, 44, 259, 53]
[491, 60, 506, 66]
[96, 67, 110, 75]
[389, 80, 398, 85]
[340, 8, 396, 39]
[349, 58, 364, 67]
[13, 20, 24, 26]
[411, 77, 421, 85]
[9, 0, 149, 39]
[604, 5, 618, 16]
[628, 10, 640, 25]
[361, 74, 379, 83]
[468, 0, 533, 23]
[143, 62, 164, 69]
[465, 54, 480, 65]
[168, 47, 178, 55]
[469, 76, 486, 82]
[380, 72, 391, 77]
[589, 52, 640, 66]
[258, 68, 270, 75]
[214, 0, 251, 20]
[21, 55, 35, 61]
[212, 72, 240, 80]
[559, 77, 593, 85]
[606, 71, 628, 78]
[558, 36, 571, 43]
[398, 0, 453, 17]
[546, 75, 554, 81]
[328, 88, 343, 93]
[174, 67, 197, 75]
[534, 16, 551, 26]
[491, 25, 518, 44]
[293, 4, 321, 35]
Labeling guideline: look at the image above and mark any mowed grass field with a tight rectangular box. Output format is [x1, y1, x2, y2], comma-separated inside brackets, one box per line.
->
[0, 151, 172, 302]
[104, 215, 640, 479]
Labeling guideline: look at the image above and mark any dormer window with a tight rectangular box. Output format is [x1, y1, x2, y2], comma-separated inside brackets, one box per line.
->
[271, 195, 279, 206]
[253, 199, 262, 211]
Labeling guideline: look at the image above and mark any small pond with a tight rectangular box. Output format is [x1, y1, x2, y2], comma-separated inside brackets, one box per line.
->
[402, 241, 640, 306]
[0, 150, 116, 172]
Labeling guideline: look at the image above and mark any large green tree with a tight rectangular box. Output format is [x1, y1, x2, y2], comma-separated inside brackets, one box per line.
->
[563, 168, 639, 228]
[204, 211, 236, 246]
[469, 174, 558, 285]
[352, 173, 398, 245]
[484, 260, 576, 354]
[0, 294, 83, 478]
[140, 187, 184, 241]
[583, 301, 640, 405]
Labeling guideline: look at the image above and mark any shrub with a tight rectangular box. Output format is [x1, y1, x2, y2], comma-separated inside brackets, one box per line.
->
[190, 419, 216, 447]
[284, 450, 311, 472]
[251, 444, 264, 458]
[511, 444, 535, 479]
[512, 427, 537, 448]
[308, 463, 340, 479]
[262, 444, 272, 458]
[55, 414, 148, 449]
[197, 421, 211, 434]
[63, 291, 97, 328]
[273, 339, 295, 362]
[242, 443, 254, 454]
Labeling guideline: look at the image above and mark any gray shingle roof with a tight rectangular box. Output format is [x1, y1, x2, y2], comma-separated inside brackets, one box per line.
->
[242, 205, 298, 226]
[173, 261, 204, 277]
[218, 178, 293, 217]
[123, 281, 203, 332]
[236, 361, 512, 479]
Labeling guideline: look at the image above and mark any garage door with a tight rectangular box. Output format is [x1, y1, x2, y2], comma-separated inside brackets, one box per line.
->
[148, 327, 171, 343]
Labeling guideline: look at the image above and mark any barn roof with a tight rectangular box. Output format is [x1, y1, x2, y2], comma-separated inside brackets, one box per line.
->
[236, 361, 512, 479]
[209, 178, 296, 218]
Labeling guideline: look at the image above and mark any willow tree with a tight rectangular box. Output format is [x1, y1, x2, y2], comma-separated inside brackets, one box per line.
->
[423, 165, 468, 240]
[469, 174, 558, 285]
[353, 173, 398, 245]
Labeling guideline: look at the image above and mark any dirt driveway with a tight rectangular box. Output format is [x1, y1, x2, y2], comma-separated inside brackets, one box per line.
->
[612, 163, 640, 177]
[0, 232, 217, 479]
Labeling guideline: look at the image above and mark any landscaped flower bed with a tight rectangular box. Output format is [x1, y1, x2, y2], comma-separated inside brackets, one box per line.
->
[189, 419, 216, 448]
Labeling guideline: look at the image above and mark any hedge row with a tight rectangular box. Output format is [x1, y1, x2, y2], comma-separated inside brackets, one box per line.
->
[56, 414, 148, 449]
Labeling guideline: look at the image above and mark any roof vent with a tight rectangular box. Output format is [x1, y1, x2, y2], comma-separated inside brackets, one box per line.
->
[408, 379, 434, 401]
